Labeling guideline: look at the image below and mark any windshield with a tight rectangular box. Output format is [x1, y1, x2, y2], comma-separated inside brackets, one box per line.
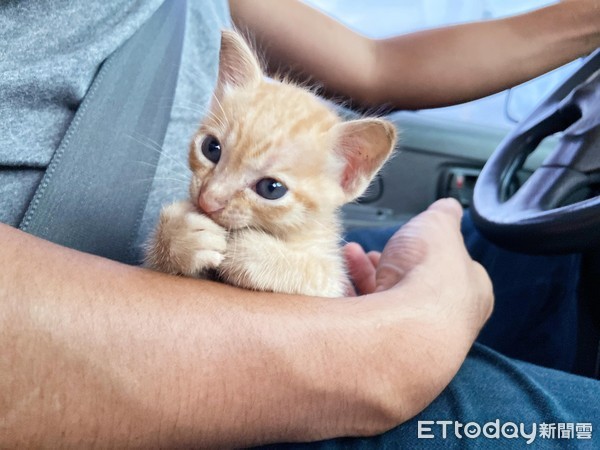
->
[305, 0, 583, 129]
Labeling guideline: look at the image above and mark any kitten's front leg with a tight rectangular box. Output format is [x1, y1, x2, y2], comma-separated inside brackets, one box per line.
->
[219, 229, 346, 297]
[145, 200, 227, 277]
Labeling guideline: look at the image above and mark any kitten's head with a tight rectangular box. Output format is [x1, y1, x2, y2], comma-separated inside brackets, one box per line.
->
[189, 30, 396, 236]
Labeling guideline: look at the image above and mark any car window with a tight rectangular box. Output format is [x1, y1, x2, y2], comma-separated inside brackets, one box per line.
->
[304, 0, 583, 129]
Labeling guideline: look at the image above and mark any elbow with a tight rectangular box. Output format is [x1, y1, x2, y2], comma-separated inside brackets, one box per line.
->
[352, 38, 413, 110]
[353, 38, 388, 108]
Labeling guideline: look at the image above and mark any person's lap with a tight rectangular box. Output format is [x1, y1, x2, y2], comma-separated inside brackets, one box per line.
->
[260, 211, 597, 448]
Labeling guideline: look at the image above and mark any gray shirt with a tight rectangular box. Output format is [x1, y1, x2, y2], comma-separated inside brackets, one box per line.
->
[0, 0, 230, 256]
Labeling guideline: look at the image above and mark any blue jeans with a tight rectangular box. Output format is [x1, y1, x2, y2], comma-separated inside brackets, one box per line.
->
[264, 213, 599, 448]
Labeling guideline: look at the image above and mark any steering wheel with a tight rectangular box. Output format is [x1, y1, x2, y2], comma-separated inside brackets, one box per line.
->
[472, 49, 600, 254]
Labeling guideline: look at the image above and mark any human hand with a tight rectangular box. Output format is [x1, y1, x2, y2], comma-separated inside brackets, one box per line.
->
[345, 198, 493, 333]
[337, 199, 494, 428]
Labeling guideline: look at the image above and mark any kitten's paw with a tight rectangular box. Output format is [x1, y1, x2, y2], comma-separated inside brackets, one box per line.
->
[146, 200, 227, 276]
[180, 208, 228, 272]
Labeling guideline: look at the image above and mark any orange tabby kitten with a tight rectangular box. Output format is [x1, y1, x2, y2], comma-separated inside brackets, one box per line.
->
[145, 30, 397, 297]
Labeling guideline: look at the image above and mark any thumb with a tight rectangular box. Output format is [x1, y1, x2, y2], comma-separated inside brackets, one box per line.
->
[375, 198, 463, 292]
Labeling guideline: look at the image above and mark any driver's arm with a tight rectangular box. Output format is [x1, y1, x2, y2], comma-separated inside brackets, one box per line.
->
[230, 0, 600, 109]
[0, 200, 492, 447]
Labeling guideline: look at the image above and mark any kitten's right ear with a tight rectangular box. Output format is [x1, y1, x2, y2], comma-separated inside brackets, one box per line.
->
[333, 118, 397, 202]
[215, 30, 263, 97]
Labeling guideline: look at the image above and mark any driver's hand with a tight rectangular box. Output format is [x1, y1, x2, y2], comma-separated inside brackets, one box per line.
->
[345, 198, 493, 333]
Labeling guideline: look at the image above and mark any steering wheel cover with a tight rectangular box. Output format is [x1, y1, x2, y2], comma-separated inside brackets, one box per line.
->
[472, 49, 600, 254]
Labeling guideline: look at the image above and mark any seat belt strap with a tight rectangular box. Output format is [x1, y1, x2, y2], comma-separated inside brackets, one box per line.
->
[19, 0, 186, 265]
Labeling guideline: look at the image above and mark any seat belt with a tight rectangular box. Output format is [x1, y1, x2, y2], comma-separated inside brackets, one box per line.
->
[19, 0, 186, 265]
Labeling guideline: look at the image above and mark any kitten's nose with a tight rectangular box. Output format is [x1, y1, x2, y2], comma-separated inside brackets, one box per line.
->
[198, 193, 224, 214]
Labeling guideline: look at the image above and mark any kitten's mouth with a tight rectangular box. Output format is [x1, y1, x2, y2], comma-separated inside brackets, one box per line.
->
[208, 210, 224, 223]
[197, 205, 232, 229]
[197, 204, 222, 220]
[194, 197, 246, 230]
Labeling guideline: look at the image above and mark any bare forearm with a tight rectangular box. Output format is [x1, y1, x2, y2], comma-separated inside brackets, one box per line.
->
[231, 0, 600, 109]
[0, 224, 479, 446]
[229, 0, 377, 103]
[371, 1, 600, 108]
[0, 225, 363, 446]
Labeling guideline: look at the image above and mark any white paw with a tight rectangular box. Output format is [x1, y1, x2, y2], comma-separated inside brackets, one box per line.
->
[147, 201, 227, 276]
[179, 208, 227, 272]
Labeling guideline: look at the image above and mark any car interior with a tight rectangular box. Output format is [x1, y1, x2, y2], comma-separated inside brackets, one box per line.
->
[5, 1, 600, 446]
[319, 0, 600, 380]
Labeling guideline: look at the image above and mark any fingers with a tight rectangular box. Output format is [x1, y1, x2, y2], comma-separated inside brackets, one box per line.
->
[374, 231, 428, 292]
[427, 197, 463, 220]
[374, 199, 465, 292]
[426, 198, 464, 234]
[345, 281, 358, 297]
[344, 199, 467, 295]
[344, 198, 494, 350]
[344, 243, 377, 295]
[367, 251, 380, 268]
[472, 261, 494, 323]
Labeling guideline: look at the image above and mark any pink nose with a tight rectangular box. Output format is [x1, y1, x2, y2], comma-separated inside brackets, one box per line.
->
[198, 193, 224, 214]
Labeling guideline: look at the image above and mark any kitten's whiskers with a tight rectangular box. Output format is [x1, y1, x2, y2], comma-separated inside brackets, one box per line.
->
[172, 102, 228, 131]
[130, 176, 189, 186]
[125, 133, 190, 172]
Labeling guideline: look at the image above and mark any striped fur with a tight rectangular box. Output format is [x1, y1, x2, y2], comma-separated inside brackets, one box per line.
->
[146, 30, 397, 297]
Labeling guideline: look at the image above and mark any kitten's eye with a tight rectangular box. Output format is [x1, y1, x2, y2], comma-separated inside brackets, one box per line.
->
[255, 178, 288, 200]
[201, 135, 221, 163]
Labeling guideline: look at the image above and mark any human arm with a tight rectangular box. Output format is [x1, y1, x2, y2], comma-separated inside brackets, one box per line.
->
[230, 0, 600, 109]
[0, 199, 491, 447]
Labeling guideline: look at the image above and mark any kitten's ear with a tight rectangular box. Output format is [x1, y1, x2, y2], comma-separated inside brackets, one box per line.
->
[333, 118, 397, 201]
[215, 30, 262, 97]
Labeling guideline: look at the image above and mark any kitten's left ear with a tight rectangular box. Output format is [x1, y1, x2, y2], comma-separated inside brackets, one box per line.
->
[215, 30, 263, 97]
[333, 118, 397, 201]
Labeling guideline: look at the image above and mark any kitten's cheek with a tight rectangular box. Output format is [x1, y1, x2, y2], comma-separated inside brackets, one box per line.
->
[189, 178, 201, 201]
